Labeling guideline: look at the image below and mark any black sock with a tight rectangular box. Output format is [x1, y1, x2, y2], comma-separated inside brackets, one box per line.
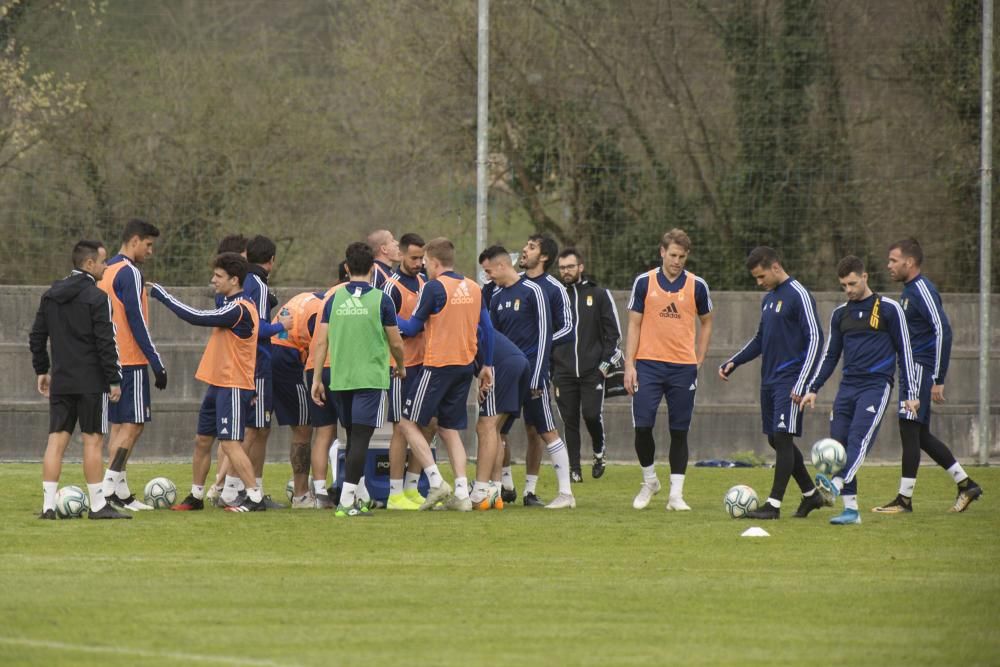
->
[898, 419, 922, 479]
[109, 447, 128, 473]
[768, 433, 795, 502]
[634, 427, 655, 467]
[344, 424, 375, 485]
[919, 424, 958, 470]
[668, 430, 688, 475]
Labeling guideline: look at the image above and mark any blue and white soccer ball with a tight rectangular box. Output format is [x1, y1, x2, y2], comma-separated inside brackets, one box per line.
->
[143, 477, 177, 509]
[55, 485, 90, 518]
[811, 438, 847, 476]
[724, 484, 759, 519]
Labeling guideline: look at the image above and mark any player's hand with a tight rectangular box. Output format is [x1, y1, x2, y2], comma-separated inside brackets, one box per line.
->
[800, 392, 818, 409]
[479, 366, 494, 392]
[147, 283, 166, 301]
[37, 374, 50, 397]
[718, 362, 735, 381]
[531, 387, 543, 398]
[477, 376, 490, 403]
[393, 365, 406, 379]
[624, 366, 638, 396]
[931, 384, 945, 403]
[109, 385, 122, 403]
[790, 392, 803, 406]
[277, 311, 293, 330]
[904, 398, 920, 415]
[154, 369, 168, 391]
[311, 381, 325, 406]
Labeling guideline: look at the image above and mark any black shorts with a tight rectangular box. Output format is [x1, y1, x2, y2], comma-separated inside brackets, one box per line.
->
[49, 393, 109, 435]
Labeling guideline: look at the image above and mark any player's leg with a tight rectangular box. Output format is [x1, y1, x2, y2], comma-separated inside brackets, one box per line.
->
[662, 365, 697, 510]
[523, 427, 544, 501]
[387, 367, 422, 510]
[399, 367, 453, 508]
[289, 424, 313, 506]
[877, 367, 929, 513]
[553, 374, 583, 481]
[332, 389, 381, 516]
[223, 387, 267, 512]
[80, 393, 129, 519]
[103, 367, 152, 510]
[918, 425, 982, 512]
[527, 384, 574, 507]
[831, 382, 892, 525]
[40, 395, 75, 518]
[174, 387, 220, 511]
[580, 368, 608, 479]
[632, 360, 665, 509]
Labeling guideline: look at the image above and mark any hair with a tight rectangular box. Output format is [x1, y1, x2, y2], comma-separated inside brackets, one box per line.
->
[889, 237, 923, 266]
[217, 234, 248, 255]
[337, 259, 350, 283]
[660, 228, 692, 252]
[478, 245, 510, 264]
[558, 247, 583, 264]
[72, 240, 105, 269]
[745, 246, 782, 271]
[836, 255, 866, 278]
[121, 219, 160, 244]
[214, 252, 249, 286]
[345, 241, 375, 276]
[528, 233, 559, 270]
[246, 235, 277, 264]
[399, 232, 425, 253]
[424, 237, 455, 266]
[366, 229, 391, 255]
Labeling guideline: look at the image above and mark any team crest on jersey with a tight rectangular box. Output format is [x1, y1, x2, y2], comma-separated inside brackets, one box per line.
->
[514, 299, 520, 311]
[586, 295, 593, 307]
[451, 280, 474, 304]
[775, 300, 783, 313]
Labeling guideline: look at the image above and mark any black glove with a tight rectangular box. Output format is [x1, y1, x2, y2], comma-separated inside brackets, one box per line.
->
[154, 369, 168, 391]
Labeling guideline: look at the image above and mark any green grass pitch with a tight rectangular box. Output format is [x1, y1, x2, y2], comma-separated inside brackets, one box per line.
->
[1, 462, 997, 666]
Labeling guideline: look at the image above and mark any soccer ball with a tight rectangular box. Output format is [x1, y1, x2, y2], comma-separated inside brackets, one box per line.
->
[143, 477, 177, 509]
[285, 476, 313, 501]
[811, 438, 847, 476]
[724, 484, 759, 519]
[55, 485, 90, 518]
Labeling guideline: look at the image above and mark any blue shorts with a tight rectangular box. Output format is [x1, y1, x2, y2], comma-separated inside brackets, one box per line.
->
[403, 364, 474, 430]
[333, 389, 387, 429]
[522, 384, 557, 433]
[197, 386, 255, 442]
[760, 381, 802, 436]
[248, 375, 273, 429]
[274, 379, 311, 427]
[306, 368, 339, 428]
[898, 363, 932, 425]
[631, 360, 698, 430]
[108, 365, 151, 424]
[830, 380, 893, 494]
[388, 365, 423, 423]
[480, 355, 530, 419]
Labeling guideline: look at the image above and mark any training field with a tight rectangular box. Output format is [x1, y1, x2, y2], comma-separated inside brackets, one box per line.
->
[1, 463, 997, 666]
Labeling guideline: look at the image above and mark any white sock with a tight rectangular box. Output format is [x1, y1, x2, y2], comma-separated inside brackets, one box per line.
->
[766, 498, 781, 508]
[454, 476, 469, 499]
[524, 474, 539, 496]
[247, 486, 262, 503]
[313, 479, 329, 496]
[42, 481, 58, 511]
[425, 464, 444, 489]
[191, 484, 205, 500]
[88, 483, 107, 512]
[899, 477, 916, 498]
[842, 494, 858, 511]
[669, 474, 685, 498]
[404, 471, 421, 491]
[389, 479, 404, 495]
[833, 477, 844, 491]
[803, 487, 816, 497]
[546, 438, 572, 495]
[947, 462, 968, 484]
[255, 477, 263, 491]
[115, 473, 131, 500]
[641, 465, 658, 484]
[101, 470, 122, 498]
[501, 466, 514, 490]
[470, 481, 489, 503]
[329, 439, 342, 478]
[356, 478, 371, 502]
[341, 482, 357, 507]
[221, 476, 240, 502]
[235, 477, 246, 492]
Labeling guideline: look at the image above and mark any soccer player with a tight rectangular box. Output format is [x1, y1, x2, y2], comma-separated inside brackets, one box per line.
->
[310, 242, 406, 517]
[719, 246, 825, 519]
[508, 233, 573, 505]
[366, 229, 401, 289]
[553, 248, 622, 481]
[480, 246, 576, 508]
[625, 229, 713, 511]
[801, 255, 919, 525]
[217, 234, 248, 257]
[396, 237, 495, 511]
[97, 219, 166, 511]
[383, 233, 430, 510]
[30, 240, 128, 520]
[149, 253, 267, 512]
[872, 238, 982, 513]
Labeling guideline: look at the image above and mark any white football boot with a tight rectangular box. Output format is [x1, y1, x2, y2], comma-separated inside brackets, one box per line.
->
[632, 479, 661, 509]
[545, 493, 576, 509]
[665, 495, 692, 511]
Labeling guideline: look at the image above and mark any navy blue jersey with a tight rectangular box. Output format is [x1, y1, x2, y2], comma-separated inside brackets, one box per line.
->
[899, 275, 952, 384]
[725, 277, 822, 393]
[482, 280, 498, 309]
[106, 254, 165, 374]
[475, 329, 526, 373]
[321, 282, 396, 327]
[242, 267, 284, 377]
[370, 260, 394, 290]
[489, 277, 551, 390]
[150, 286, 255, 339]
[524, 272, 573, 346]
[808, 293, 916, 400]
[627, 269, 712, 316]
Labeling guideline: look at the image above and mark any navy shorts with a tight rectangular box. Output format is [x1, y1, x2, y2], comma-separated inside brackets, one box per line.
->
[333, 388, 387, 429]
[306, 368, 339, 428]
[197, 385, 255, 442]
[49, 392, 108, 435]
[248, 375, 273, 429]
[403, 364, 474, 430]
[760, 381, 802, 436]
[274, 379, 311, 427]
[388, 365, 423, 423]
[898, 363, 932, 425]
[631, 360, 698, 430]
[830, 380, 893, 493]
[109, 365, 151, 424]
[522, 383, 558, 433]
[480, 355, 530, 419]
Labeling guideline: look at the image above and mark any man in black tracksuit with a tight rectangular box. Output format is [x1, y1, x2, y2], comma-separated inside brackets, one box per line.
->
[552, 249, 623, 481]
[29, 240, 127, 520]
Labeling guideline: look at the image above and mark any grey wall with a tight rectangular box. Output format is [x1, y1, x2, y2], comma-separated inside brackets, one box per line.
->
[4, 284, 998, 463]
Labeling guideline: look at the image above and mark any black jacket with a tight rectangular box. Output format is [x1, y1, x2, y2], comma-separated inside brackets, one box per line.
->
[552, 276, 622, 378]
[29, 270, 121, 394]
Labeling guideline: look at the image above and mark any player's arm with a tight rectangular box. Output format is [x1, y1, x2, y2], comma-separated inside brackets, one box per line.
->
[791, 290, 823, 398]
[116, 266, 166, 376]
[802, 307, 844, 408]
[92, 293, 123, 399]
[598, 288, 623, 374]
[310, 320, 329, 406]
[887, 300, 919, 412]
[915, 285, 952, 396]
[693, 278, 714, 369]
[528, 285, 550, 391]
[623, 274, 646, 396]
[720, 321, 762, 382]
[29, 299, 51, 395]
[397, 280, 444, 337]
[550, 281, 573, 345]
[478, 302, 495, 368]
[148, 284, 244, 329]
[379, 292, 406, 375]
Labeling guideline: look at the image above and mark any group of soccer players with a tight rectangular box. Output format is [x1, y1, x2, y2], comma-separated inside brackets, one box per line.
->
[35, 217, 984, 521]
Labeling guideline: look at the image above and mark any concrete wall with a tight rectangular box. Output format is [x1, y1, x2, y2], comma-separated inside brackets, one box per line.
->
[4, 284, 998, 463]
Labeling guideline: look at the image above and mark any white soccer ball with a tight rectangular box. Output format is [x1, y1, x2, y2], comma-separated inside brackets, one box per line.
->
[724, 484, 759, 519]
[143, 477, 177, 509]
[55, 485, 90, 518]
[811, 438, 847, 476]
